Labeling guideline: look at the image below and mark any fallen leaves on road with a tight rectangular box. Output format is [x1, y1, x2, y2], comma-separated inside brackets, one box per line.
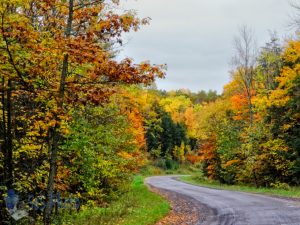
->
[149, 186, 206, 225]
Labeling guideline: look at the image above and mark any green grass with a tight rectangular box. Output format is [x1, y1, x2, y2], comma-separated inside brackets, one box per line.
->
[59, 176, 169, 225]
[180, 175, 300, 198]
[119, 176, 169, 225]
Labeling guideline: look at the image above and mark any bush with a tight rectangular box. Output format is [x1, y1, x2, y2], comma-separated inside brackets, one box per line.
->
[165, 159, 179, 170]
[153, 159, 168, 170]
[153, 158, 180, 171]
[270, 181, 291, 190]
[139, 165, 164, 176]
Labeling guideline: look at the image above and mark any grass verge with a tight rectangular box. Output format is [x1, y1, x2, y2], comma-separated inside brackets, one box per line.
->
[59, 176, 169, 225]
[180, 175, 300, 198]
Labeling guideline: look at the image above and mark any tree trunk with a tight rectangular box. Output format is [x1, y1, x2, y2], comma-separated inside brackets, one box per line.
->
[1, 77, 7, 185]
[43, 0, 74, 224]
[247, 93, 253, 126]
[1, 78, 13, 188]
[43, 128, 59, 225]
[6, 79, 13, 188]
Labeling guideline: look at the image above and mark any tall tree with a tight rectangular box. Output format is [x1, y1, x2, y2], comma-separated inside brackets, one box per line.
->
[0, 1, 165, 223]
[268, 39, 300, 184]
[257, 34, 282, 92]
[232, 25, 257, 125]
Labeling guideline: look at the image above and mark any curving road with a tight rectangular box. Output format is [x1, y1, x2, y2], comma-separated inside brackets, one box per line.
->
[145, 176, 300, 225]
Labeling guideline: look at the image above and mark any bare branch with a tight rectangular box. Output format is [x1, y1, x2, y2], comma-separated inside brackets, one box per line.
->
[232, 25, 258, 125]
[288, 0, 300, 30]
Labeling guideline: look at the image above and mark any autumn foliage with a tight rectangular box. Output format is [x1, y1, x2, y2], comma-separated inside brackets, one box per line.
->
[0, 0, 165, 223]
[1, 1, 300, 224]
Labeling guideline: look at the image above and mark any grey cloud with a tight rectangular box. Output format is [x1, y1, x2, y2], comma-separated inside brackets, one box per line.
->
[119, 0, 294, 93]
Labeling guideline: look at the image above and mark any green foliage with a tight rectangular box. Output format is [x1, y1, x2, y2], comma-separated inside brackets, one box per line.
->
[152, 158, 179, 170]
[61, 103, 139, 204]
[3, 2, 300, 223]
[256, 35, 282, 91]
[139, 165, 164, 176]
[192, 34, 300, 189]
[270, 181, 291, 190]
[171, 89, 219, 104]
[0, 0, 165, 222]
[144, 102, 189, 162]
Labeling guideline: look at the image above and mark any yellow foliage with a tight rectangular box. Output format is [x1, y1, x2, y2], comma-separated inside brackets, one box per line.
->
[269, 40, 300, 107]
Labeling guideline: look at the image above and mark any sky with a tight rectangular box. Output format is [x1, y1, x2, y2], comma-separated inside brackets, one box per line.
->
[118, 0, 295, 93]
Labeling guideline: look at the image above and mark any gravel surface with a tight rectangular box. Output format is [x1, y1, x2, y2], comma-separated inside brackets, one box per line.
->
[148, 185, 213, 225]
[145, 176, 300, 225]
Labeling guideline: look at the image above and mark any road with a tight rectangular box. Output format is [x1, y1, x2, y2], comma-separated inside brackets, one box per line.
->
[145, 176, 300, 225]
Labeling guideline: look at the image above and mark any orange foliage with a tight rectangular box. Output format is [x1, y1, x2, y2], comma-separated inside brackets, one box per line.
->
[223, 159, 239, 168]
[186, 154, 202, 164]
[127, 108, 146, 148]
[230, 89, 256, 121]
[199, 135, 218, 179]
[117, 90, 146, 149]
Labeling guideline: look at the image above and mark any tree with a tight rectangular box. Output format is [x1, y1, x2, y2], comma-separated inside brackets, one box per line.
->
[144, 101, 164, 157]
[253, 34, 283, 117]
[289, 0, 300, 30]
[256, 33, 282, 92]
[268, 39, 300, 184]
[62, 102, 143, 204]
[159, 95, 192, 123]
[232, 25, 257, 125]
[0, 1, 165, 223]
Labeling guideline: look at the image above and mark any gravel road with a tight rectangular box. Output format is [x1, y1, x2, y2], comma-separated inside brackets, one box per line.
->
[145, 176, 300, 225]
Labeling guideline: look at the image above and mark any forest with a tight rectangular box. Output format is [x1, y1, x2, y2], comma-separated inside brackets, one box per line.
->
[1, 0, 300, 225]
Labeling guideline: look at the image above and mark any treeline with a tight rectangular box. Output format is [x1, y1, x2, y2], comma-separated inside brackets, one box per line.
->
[195, 31, 300, 188]
[111, 86, 221, 174]
[133, 31, 300, 189]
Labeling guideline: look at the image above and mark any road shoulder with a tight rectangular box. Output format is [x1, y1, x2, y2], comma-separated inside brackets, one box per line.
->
[147, 183, 215, 225]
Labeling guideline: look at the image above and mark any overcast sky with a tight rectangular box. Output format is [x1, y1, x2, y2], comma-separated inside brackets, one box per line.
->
[118, 0, 295, 93]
